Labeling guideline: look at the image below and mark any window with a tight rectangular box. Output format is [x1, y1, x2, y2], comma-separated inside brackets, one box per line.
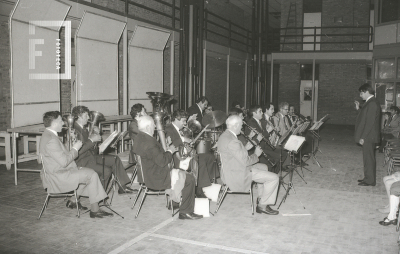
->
[379, 0, 400, 23]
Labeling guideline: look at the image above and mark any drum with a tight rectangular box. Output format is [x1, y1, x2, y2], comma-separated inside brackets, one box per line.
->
[196, 138, 213, 154]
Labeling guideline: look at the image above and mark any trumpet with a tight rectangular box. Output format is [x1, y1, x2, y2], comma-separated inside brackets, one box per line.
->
[242, 121, 275, 150]
[240, 131, 276, 167]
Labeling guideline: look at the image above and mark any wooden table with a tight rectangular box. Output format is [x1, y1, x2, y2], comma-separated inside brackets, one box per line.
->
[7, 124, 46, 185]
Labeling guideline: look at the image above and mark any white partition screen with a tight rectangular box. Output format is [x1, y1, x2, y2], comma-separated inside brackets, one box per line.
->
[129, 26, 170, 110]
[10, 0, 70, 127]
[75, 12, 125, 116]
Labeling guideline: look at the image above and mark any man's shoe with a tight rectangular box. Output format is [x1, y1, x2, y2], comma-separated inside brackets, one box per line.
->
[118, 186, 138, 195]
[379, 217, 397, 226]
[256, 205, 279, 215]
[357, 179, 364, 183]
[66, 200, 88, 210]
[168, 201, 180, 210]
[179, 212, 203, 220]
[358, 182, 375, 186]
[90, 209, 114, 218]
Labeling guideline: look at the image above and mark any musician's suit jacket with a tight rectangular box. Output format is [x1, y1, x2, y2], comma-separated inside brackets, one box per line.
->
[132, 131, 173, 190]
[164, 123, 185, 168]
[39, 129, 80, 193]
[217, 130, 258, 192]
[187, 104, 203, 125]
[128, 119, 139, 142]
[73, 122, 96, 167]
[272, 112, 289, 136]
[384, 114, 400, 137]
[355, 97, 381, 144]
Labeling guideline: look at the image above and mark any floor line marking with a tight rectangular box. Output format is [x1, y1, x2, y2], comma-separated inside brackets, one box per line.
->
[108, 217, 174, 254]
[150, 233, 269, 254]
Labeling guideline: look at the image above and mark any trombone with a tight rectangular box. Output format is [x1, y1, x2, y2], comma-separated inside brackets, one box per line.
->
[240, 131, 276, 167]
[242, 121, 276, 150]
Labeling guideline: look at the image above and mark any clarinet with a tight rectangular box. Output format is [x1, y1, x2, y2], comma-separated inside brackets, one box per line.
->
[241, 131, 276, 167]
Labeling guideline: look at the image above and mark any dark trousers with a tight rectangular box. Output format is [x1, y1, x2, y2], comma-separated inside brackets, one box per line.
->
[362, 142, 376, 185]
[181, 173, 196, 214]
[197, 153, 218, 188]
[85, 154, 130, 188]
[262, 146, 286, 173]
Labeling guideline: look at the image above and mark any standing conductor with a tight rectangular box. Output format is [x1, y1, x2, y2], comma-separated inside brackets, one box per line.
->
[354, 83, 381, 186]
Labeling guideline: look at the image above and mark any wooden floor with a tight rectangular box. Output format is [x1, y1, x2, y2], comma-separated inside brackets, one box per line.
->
[0, 125, 398, 254]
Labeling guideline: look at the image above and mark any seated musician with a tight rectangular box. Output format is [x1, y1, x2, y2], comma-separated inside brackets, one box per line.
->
[262, 104, 287, 172]
[273, 102, 291, 137]
[382, 106, 400, 139]
[379, 180, 400, 226]
[187, 96, 209, 125]
[217, 115, 279, 215]
[132, 115, 203, 220]
[288, 105, 300, 127]
[128, 103, 147, 142]
[71, 106, 135, 194]
[164, 109, 218, 198]
[245, 105, 278, 172]
[39, 111, 113, 218]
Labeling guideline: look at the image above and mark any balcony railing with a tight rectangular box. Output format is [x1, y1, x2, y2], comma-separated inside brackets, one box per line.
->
[280, 25, 373, 51]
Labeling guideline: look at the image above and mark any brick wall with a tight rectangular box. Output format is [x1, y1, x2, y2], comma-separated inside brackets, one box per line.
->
[0, 18, 11, 131]
[318, 63, 367, 125]
[321, 0, 370, 50]
[278, 64, 301, 109]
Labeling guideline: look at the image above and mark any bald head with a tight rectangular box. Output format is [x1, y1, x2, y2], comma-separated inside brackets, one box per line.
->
[138, 115, 155, 134]
[226, 115, 243, 135]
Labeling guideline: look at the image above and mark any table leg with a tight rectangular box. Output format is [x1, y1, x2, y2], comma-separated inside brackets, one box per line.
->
[13, 133, 18, 185]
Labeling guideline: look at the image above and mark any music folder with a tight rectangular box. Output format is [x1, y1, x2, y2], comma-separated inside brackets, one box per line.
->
[99, 130, 119, 154]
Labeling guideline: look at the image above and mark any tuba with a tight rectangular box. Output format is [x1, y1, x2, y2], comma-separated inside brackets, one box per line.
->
[88, 111, 105, 136]
[147, 92, 173, 150]
[63, 114, 76, 151]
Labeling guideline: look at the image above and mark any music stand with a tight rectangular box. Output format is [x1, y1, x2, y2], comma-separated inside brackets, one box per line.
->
[278, 135, 306, 209]
[106, 131, 133, 205]
[306, 114, 329, 168]
[292, 121, 312, 174]
[98, 130, 124, 219]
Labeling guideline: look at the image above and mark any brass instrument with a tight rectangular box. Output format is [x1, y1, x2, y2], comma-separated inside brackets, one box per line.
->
[147, 92, 173, 150]
[264, 117, 281, 147]
[240, 131, 276, 167]
[62, 114, 76, 151]
[88, 111, 104, 136]
[242, 121, 276, 150]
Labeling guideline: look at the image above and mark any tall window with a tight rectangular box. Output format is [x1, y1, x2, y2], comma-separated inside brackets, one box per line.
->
[379, 0, 400, 23]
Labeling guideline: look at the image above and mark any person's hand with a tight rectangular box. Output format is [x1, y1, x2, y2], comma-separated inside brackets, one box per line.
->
[166, 136, 172, 146]
[188, 114, 197, 122]
[255, 146, 263, 157]
[89, 133, 102, 142]
[72, 140, 82, 151]
[92, 126, 100, 134]
[359, 139, 364, 145]
[256, 133, 263, 142]
[245, 142, 254, 150]
[248, 130, 256, 138]
[167, 144, 178, 154]
[266, 125, 274, 133]
[354, 101, 360, 110]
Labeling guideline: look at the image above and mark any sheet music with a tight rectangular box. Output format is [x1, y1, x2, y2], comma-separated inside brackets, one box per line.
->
[309, 122, 319, 131]
[99, 130, 119, 154]
[298, 121, 310, 134]
[284, 135, 306, 153]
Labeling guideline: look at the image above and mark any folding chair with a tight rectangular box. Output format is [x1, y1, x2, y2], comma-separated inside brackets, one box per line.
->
[38, 155, 81, 219]
[131, 154, 177, 218]
[214, 152, 255, 215]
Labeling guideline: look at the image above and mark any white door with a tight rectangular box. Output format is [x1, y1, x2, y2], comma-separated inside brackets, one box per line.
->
[300, 80, 318, 120]
[303, 13, 321, 51]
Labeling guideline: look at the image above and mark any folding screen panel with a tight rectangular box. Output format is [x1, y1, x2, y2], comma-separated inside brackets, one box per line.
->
[75, 12, 125, 116]
[129, 26, 170, 111]
[10, 0, 70, 127]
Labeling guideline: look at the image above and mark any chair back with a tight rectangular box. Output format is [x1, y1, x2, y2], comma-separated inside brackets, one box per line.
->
[135, 154, 145, 183]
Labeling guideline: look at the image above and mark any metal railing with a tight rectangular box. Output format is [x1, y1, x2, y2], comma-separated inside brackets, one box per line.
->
[280, 25, 373, 51]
